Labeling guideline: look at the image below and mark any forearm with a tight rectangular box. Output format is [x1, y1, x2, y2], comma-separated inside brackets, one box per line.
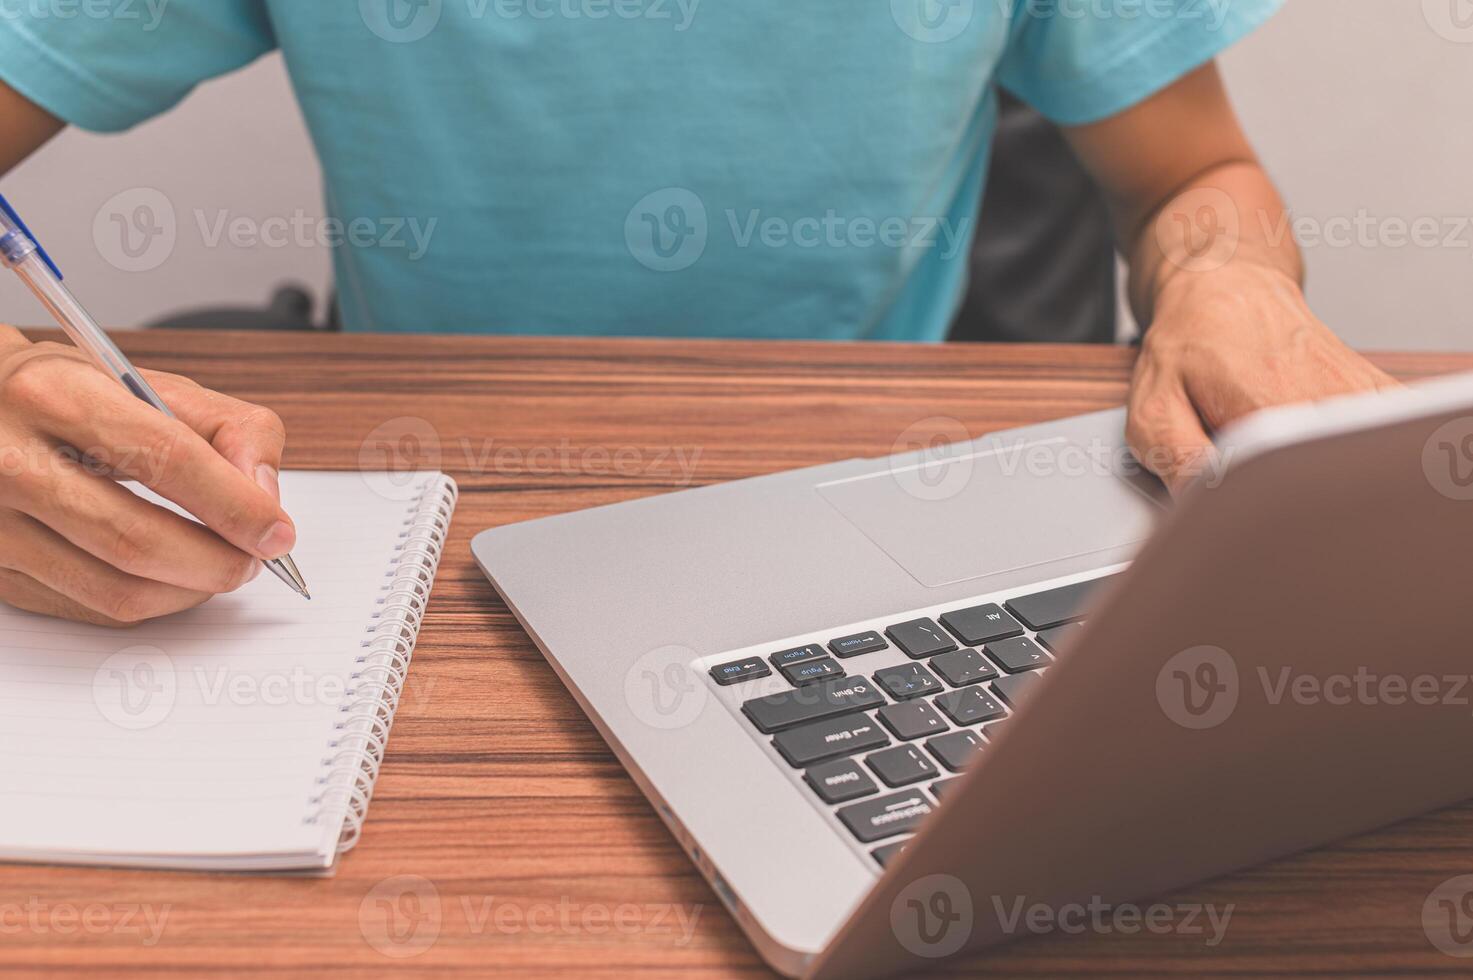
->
[1124, 160, 1305, 326]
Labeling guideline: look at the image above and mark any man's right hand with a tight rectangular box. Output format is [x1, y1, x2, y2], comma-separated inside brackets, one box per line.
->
[0, 326, 297, 626]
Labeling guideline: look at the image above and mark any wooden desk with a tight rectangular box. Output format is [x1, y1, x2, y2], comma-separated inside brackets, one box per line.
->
[5, 331, 1473, 978]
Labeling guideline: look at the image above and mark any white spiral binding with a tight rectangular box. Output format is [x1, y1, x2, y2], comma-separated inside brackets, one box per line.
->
[303, 475, 458, 853]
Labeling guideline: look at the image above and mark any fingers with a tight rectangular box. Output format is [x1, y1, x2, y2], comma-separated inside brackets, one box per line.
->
[0, 510, 213, 626]
[145, 371, 287, 505]
[1126, 360, 1217, 496]
[1, 348, 296, 559]
[4, 443, 264, 594]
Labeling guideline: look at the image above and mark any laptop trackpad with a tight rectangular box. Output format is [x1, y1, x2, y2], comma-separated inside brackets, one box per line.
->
[815, 438, 1164, 589]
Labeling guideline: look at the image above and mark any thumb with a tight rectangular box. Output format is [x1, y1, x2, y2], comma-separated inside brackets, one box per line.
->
[1126, 373, 1217, 496]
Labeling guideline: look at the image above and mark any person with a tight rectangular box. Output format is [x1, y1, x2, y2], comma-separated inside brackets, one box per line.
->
[0, 1, 1397, 625]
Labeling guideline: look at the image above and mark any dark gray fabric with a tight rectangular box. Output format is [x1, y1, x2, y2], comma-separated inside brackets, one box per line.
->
[950, 91, 1118, 344]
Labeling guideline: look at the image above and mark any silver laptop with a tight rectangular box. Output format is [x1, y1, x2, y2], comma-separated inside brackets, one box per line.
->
[472, 374, 1473, 977]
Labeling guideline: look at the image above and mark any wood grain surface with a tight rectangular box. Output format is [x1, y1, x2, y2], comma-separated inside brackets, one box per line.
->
[4, 330, 1473, 978]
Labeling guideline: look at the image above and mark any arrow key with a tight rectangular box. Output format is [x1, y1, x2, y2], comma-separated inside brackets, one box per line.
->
[984, 635, 1053, 674]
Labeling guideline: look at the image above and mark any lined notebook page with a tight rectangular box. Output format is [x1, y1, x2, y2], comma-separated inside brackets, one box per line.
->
[0, 471, 451, 870]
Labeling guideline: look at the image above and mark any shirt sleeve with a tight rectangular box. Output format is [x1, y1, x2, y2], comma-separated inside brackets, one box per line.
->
[0, 0, 275, 133]
[996, 0, 1283, 126]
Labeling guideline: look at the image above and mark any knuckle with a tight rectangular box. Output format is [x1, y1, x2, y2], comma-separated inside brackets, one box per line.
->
[101, 582, 158, 626]
[0, 349, 64, 409]
[242, 405, 287, 441]
[207, 551, 257, 594]
[106, 513, 160, 574]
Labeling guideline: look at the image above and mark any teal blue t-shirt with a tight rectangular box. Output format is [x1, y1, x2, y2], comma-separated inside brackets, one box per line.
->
[0, 0, 1278, 339]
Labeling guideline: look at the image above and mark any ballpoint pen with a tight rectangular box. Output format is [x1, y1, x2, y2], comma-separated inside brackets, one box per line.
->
[0, 192, 311, 600]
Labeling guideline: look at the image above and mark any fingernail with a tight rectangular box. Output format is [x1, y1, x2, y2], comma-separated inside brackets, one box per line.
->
[257, 521, 296, 559]
[255, 464, 281, 503]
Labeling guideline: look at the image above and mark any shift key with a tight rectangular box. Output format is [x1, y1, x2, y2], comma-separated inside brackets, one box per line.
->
[742, 676, 886, 733]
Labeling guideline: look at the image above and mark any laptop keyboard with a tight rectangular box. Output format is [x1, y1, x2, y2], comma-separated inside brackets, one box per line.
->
[708, 574, 1118, 868]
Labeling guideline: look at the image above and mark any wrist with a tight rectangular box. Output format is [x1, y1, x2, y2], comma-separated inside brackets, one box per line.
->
[1151, 256, 1305, 323]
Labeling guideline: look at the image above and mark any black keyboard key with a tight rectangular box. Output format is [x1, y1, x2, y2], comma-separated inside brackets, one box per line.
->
[774, 714, 889, 767]
[805, 758, 880, 804]
[929, 648, 999, 688]
[871, 840, 909, 867]
[867, 744, 938, 787]
[829, 631, 887, 659]
[877, 700, 949, 740]
[1036, 622, 1085, 654]
[925, 730, 984, 772]
[709, 657, 770, 686]
[984, 636, 1052, 674]
[770, 644, 827, 669]
[992, 672, 1042, 711]
[741, 676, 887, 734]
[939, 603, 1024, 646]
[933, 687, 1007, 725]
[1004, 576, 1117, 630]
[838, 790, 935, 843]
[930, 778, 962, 801]
[885, 618, 957, 659]
[781, 657, 844, 686]
[872, 663, 943, 701]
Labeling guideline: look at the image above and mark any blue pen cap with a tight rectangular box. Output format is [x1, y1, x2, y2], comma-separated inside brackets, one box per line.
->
[0, 192, 64, 280]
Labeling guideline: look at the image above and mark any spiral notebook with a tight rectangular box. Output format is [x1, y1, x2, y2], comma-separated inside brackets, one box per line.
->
[0, 470, 456, 872]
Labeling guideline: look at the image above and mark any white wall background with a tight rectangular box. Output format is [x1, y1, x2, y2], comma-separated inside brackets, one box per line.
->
[1, 0, 1470, 349]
